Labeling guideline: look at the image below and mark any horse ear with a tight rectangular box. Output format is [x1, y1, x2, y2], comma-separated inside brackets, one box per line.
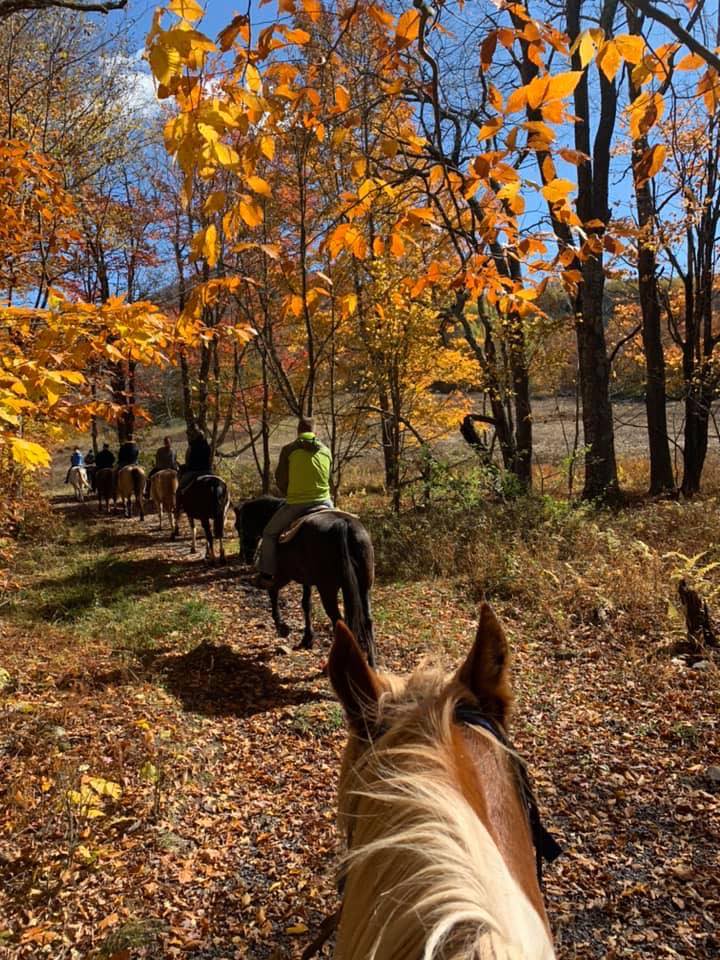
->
[329, 621, 381, 733]
[456, 603, 511, 722]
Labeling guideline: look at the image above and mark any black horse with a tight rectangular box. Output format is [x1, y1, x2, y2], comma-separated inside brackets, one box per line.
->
[235, 495, 377, 665]
[172, 475, 230, 562]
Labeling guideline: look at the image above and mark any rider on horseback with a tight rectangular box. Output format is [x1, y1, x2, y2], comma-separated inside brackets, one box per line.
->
[178, 428, 212, 492]
[255, 417, 333, 589]
[117, 436, 140, 469]
[145, 435, 178, 497]
[64, 447, 85, 483]
[94, 443, 115, 471]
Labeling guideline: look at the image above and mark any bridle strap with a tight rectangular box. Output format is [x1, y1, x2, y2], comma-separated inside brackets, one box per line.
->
[454, 700, 562, 886]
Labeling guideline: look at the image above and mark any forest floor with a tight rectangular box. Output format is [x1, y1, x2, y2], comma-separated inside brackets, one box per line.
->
[0, 488, 719, 959]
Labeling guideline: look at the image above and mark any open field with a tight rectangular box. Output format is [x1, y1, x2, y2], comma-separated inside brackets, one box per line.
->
[1, 481, 718, 959]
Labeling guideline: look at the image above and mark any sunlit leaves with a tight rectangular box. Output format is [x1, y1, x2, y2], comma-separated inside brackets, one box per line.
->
[247, 175, 272, 197]
[167, 0, 204, 23]
[541, 178, 576, 203]
[629, 91, 665, 139]
[395, 9, 420, 50]
[570, 28, 604, 68]
[239, 198, 264, 227]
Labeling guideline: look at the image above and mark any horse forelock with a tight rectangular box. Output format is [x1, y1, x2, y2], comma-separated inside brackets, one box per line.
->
[336, 667, 555, 960]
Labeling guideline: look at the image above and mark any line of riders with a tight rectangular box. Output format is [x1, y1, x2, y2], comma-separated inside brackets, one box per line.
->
[64, 418, 337, 594]
[65, 430, 212, 499]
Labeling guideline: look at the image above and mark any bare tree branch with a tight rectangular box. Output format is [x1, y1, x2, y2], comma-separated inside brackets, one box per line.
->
[624, 0, 720, 73]
[0, 0, 126, 17]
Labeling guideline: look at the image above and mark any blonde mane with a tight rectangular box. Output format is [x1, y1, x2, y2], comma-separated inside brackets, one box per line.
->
[335, 664, 555, 960]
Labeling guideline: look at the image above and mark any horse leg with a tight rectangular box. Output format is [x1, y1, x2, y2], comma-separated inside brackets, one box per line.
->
[189, 518, 197, 554]
[318, 584, 343, 632]
[361, 591, 377, 668]
[138, 494, 144, 522]
[270, 586, 290, 638]
[201, 518, 213, 560]
[297, 584, 314, 650]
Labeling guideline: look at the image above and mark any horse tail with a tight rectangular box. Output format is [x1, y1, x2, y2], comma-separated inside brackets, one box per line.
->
[132, 467, 143, 500]
[338, 520, 370, 660]
[214, 479, 229, 539]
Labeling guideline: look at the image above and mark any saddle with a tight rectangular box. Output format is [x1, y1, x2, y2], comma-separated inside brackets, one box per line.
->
[180, 472, 219, 493]
[278, 507, 359, 544]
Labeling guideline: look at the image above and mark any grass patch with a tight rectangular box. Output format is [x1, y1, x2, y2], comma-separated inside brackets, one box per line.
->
[9, 520, 219, 651]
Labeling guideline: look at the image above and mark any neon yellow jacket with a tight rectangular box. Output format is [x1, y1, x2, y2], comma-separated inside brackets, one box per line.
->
[275, 433, 332, 504]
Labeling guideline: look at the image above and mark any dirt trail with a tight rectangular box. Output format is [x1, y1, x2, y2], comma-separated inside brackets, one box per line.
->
[0, 496, 718, 958]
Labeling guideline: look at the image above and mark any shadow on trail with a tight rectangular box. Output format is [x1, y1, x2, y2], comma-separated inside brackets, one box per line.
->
[147, 640, 326, 719]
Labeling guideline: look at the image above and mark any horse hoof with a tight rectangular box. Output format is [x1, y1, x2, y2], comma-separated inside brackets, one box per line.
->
[295, 639, 313, 651]
[278, 623, 291, 639]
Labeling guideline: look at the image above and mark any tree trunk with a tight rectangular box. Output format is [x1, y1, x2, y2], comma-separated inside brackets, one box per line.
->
[627, 9, 675, 495]
[575, 259, 619, 499]
[681, 384, 710, 496]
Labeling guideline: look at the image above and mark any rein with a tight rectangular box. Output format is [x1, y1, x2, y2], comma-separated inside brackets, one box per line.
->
[302, 699, 561, 959]
[453, 701, 562, 887]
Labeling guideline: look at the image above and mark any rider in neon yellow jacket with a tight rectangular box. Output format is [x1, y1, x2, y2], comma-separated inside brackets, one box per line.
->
[256, 417, 333, 587]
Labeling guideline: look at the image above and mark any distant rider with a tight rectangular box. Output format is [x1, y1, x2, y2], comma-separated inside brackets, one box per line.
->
[94, 443, 115, 471]
[64, 446, 85, 484]
[145, 436, 178, 496]
[117, 435, 140, 470]
[255, 417, 333, 589]
[178, 429, 212, 492]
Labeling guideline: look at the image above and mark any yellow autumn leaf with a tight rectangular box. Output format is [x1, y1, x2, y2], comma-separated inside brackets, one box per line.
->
[302, 0, 322, 22]
[571, 28, 603, 68]
[395, 9, 420, 49]
[284, 28, 311, 44]
[9, 436, 51, 469]
[614, 34, 645, 65]
[290, 295, 304, 317]
[526, 75, 549, 110]
[477, 117, 503, 141]
[546, 71, 583, 101]
[286, 924, 309, 935]
[239, 199, 264, 227]
[635, 143, 667, 186]
[167, 0, 204, 22]
[260, 136, 275, 161]
[203, 191, 227, 214]
[597, 40, 621, 82]
[628, 91, 664, 139]
[245, 63, 262, 93]
[335, 84, 350, 111]
[210, 141, 240, 167]
[541, 178, 576, 203]
[217, 13, 250, 51]
[247, 175, 272, 197]
[149, 42, 181, 86]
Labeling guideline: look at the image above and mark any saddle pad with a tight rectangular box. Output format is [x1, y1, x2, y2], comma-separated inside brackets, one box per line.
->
[181, 473, 221, 492]
[279, 508, 359, 545]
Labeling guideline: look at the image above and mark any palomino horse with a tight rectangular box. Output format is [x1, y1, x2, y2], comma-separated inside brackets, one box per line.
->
[172, 474, 229, 562]
[235, 496, 376, 665]
[95, 468, 115, 514]
[327, 605, 559, 960]
[116, 465, 146, 520]
[68, 466, 90, 502]
[150, 469, 178, 531]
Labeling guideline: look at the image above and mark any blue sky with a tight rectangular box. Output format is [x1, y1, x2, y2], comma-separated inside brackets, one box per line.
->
[108, 0, 274, 51]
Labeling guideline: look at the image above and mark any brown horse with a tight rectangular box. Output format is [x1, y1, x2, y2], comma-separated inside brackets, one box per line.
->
[328, 605, 559, 960]
[150, 469, 178, 531]
[116, 465, 145, 520]
[95, 467, 115, 513]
